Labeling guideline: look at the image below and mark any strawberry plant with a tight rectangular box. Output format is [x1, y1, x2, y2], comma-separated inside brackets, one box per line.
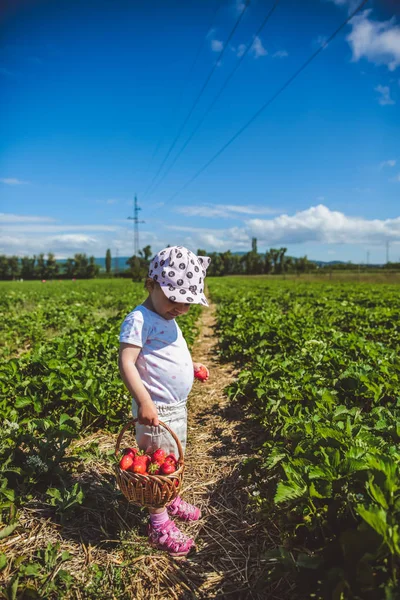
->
[210, 277, 400, 597]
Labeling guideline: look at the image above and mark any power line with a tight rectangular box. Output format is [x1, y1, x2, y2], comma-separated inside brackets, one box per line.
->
[150, 0, 282, 195]
[166, 0, 369, 204]
[140, 0, 222, 187]
[142, 0, 251, 200]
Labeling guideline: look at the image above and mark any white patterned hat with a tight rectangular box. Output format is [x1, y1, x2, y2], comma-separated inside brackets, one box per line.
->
[148, 246, 211, 306]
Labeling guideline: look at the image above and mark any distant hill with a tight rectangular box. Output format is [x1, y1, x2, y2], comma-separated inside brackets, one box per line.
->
[56, 257, 131, 272]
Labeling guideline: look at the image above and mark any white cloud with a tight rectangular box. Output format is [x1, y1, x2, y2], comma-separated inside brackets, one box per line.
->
[2, 223, 117, 233]
[0, 213, 56, 223]
[273, 50, 288, 58]
[314, 35, 329, 49]
[251, 36, 267, 59]
[327, 0, 362, 12]
[3, 206, 400, 258]
[346, 10, 400, 71]
[235, 0, 246, 14]
[245, 204, 400, 245]
[175, 204, 278, 218]
[95, 198, 124, 206]
[375, 84, 395, 105]
[0, 234, 98, 257]
[236, 43, 247, 58]
[0, 178, 29, 185]
[0, 212, 165, 258]
[380, 159, 396, 168]
[235, 37, 268, 59]
[169, 204, 400, 249]
[390, 173, 400, 182]
[165, 224, 249, 251]
[211, 39, 223, 53]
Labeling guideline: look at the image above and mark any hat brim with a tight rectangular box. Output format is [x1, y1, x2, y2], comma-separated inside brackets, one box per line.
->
[159, 284, 209, 307]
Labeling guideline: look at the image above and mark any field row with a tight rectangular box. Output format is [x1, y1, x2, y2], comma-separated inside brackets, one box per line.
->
[0, 280, 201, 598]
[209, 278, 400, 599]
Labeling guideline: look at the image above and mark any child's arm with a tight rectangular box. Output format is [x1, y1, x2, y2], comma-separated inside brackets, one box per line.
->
[119, 343, 159, 426]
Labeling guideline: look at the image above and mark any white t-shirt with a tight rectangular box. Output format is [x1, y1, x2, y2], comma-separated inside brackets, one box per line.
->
[119, 305, 194, 406]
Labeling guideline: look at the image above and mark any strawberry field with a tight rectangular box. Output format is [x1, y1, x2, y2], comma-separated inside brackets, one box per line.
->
[0, 280, 201, 598]
[1, 276, 400, 599]
[210, 277, 400, 599]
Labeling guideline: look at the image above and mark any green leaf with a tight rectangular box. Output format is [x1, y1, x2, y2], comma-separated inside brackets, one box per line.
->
[356, 504, 388, 540]
[24, 563, 41, 576]
[61, 551, 72, 562]
[0, 553, 7, 571]
[7, 575, 19, 600]
[274, 481, 307, 504]
[1, 488, 15, 502]
[15, 397, 32, 409]
[367, 478, 389, 510]
[309, 481, 332, 499]
[0, 522, 18, 540]
[296, 552, 323, 570]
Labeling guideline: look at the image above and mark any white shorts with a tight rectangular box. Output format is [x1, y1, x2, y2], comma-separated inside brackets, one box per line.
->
[131, 400, 187, 458]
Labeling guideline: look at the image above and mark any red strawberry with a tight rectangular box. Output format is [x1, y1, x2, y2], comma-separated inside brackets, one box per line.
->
[151, 448, 166, 465]
[119, 454, 134, 470]
[123, 447, 137, 457]
[164, 455, 178, 470]
[165, 453, 177, 463]
[194, 365, 208, 381]
[130, 455, 149, 474]
[160, 461, 176, 475]
[148, 462, 160, 475]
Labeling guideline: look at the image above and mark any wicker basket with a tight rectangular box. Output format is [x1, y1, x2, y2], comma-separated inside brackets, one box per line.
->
[113, 418, 184, 508]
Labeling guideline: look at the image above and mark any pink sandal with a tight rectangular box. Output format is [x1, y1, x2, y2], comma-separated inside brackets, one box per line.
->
[148, 519, 194, 557]
[167, 496, 201, 521]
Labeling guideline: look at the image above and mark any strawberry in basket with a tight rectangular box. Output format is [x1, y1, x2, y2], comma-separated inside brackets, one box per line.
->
[160, 453, 177, 475]
[114, 420, 183, 508]
[151, 448, 166, 466]
[129, 452, 151, 474]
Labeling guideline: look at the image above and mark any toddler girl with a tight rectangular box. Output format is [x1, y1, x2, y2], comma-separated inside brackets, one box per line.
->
[118, 245, 210, 556]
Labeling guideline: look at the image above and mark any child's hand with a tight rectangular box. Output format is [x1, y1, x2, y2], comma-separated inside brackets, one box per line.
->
[193, 362, 209, 382]
[137, 399, 159, 427]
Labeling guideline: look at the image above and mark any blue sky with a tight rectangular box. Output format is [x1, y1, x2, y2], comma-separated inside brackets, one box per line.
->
[1, 0, 399, 263]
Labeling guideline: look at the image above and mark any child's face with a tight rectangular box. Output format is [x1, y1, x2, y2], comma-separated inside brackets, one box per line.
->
[147, 282, 191, 320]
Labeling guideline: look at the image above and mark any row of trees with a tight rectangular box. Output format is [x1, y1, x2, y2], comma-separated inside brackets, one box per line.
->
[197, 240, 317, 277]
[109, 241, 317, 280]
[8, 240, 392, 281]
[0, 253, 99, 280]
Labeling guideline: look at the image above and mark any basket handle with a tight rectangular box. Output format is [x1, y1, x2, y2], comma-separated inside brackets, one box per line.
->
[115, 418, 184, 465]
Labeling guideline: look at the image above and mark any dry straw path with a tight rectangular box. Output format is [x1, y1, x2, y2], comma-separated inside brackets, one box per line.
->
[178, 301, 284, 599]
[1, 303, 288, 600]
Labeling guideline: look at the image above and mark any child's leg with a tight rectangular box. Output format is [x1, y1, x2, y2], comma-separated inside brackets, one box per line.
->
[132, 401, 196, 555]
[156, 403, 202, 522]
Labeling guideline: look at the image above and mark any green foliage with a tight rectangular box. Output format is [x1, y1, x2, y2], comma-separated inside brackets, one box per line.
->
[210, 277, 400, 598]
[0, 278, 202, 597]
[45, 482, 85, 522]
[2, 542, 73, 599]
[0, 278, 201, 503]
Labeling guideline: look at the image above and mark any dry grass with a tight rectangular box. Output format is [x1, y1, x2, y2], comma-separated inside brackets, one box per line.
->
[1, 304, 290, 599]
